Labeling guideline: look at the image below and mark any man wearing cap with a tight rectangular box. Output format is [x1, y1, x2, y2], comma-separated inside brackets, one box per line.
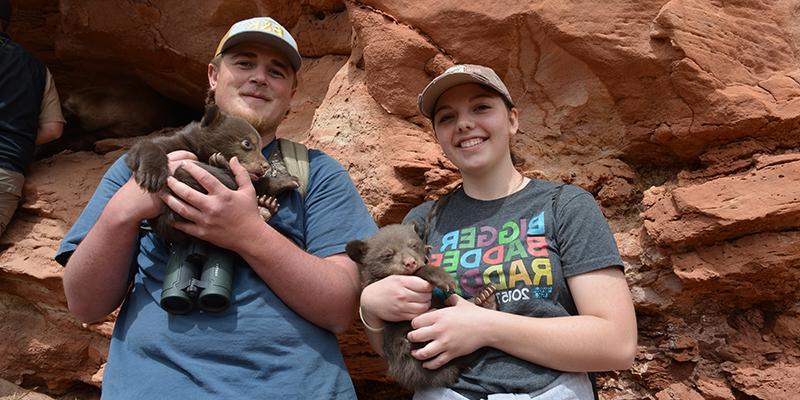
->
[58, 17, 376, 398]
[0, 0, 65, 235]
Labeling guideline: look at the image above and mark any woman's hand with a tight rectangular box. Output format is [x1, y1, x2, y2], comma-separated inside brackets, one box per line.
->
[360, 275, 435, 324]
[407, 294, 492, 369]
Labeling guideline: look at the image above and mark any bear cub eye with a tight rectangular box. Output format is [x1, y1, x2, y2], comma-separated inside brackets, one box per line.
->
[381, 248, 396, 260]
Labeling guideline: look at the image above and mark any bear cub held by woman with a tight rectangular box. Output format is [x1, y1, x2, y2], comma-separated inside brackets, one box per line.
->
[125, 105, 299, 244]
[346, 223, 496, 390]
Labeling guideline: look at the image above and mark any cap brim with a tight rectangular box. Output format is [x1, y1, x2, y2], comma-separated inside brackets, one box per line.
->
[218, 31, 302, 72]
[418, 73, 487, 119]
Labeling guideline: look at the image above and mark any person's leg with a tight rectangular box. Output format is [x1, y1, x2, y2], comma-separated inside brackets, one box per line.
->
[414, 387, 472, 400]
[485, 372, 594, 400]
[0, 168, 24, 235]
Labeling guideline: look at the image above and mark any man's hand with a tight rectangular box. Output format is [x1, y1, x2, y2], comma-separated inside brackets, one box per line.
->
[113, 151, 198, 221]
[163, 156, 263, 252]
[165, 150, 198, 173]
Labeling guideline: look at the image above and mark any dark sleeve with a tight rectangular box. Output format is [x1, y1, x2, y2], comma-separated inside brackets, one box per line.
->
[55, 156, 132, 266]
[555, 186, 624, 277]
[302, 150, 378, 258]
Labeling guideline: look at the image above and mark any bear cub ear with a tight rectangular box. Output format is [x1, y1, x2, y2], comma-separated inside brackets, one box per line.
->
[346, 240, 368, 263]
[409, 221, 424, 239]
[201, 104, 223, 128]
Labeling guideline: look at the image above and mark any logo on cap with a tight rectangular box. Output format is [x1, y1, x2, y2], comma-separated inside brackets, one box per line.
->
[214, 17, 302, 71]
[448, 65, 467, 74]
[245, 18, 285, 38]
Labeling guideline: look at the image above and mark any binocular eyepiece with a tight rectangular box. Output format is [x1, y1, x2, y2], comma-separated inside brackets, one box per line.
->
[160, 241, 235, 314]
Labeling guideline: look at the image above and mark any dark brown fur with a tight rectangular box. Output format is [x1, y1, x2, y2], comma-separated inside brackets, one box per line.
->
[347, 223, 495, 390]
[125, 105, 299, 243]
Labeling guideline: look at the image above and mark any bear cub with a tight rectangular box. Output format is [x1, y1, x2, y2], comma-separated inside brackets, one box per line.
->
[125, 105, 299, 243]
[346, 223, 496, 390]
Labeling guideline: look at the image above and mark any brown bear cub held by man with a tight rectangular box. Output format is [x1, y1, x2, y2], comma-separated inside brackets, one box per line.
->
[346, 223, 496, 390]
[125, 105, 299, 244]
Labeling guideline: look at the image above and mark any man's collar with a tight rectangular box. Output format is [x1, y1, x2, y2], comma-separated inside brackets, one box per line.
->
[261, 137, 278, 154]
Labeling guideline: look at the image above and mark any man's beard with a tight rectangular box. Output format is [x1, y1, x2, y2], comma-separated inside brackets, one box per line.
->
[205, 88, 281, 134]
[239, 111, 278, 134]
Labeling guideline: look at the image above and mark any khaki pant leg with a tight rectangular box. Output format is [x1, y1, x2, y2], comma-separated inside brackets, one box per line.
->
[0, 168, 25, 235]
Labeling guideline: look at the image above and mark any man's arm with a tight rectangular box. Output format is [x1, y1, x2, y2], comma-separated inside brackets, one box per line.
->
[36, 121, 63, 145]
[240, 230, 361, 333]
[63, 178, 159, 323]
[63, 152, 196, 323]
[163, 157, 364, 332]
[37, 69, 64, 145]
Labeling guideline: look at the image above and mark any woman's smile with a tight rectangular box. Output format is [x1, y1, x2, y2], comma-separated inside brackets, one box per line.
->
[458, 137, 486, 149]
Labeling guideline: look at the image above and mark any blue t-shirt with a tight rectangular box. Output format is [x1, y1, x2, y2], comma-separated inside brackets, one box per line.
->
[56, 139, 377, 399]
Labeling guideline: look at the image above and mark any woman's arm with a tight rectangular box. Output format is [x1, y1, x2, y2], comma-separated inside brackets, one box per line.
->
[359, 274, 437, 355]
[408, 266, 637, 372]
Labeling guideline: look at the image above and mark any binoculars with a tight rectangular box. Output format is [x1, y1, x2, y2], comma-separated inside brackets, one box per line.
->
[160, 241, 235, 314]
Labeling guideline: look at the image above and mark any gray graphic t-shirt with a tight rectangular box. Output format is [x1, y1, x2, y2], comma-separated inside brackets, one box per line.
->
[403, 180, 623, 396]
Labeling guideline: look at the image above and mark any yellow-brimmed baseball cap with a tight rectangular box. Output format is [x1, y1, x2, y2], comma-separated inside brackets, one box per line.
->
[215, 17, 302, 71]
[418, 64, 514, 119]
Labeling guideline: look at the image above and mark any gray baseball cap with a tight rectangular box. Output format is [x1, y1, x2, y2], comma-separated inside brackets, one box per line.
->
[215, 17, 302, 71]
[418, 64, 514, 119]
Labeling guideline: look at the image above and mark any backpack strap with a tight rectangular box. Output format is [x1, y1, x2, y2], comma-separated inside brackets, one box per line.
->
[550, 183, 599, 399]
[547, 183, 567, 300]
[277, 138, 310, 197]
[551, 183, 566, 236]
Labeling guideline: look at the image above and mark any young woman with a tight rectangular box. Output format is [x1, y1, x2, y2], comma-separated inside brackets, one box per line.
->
[359, 64, 637, 400]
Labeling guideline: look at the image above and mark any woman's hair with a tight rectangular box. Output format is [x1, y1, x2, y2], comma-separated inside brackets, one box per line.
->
[510, 145, 524, 167]
[205, 88, 216, 107]
[431, 85, 513, 128]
